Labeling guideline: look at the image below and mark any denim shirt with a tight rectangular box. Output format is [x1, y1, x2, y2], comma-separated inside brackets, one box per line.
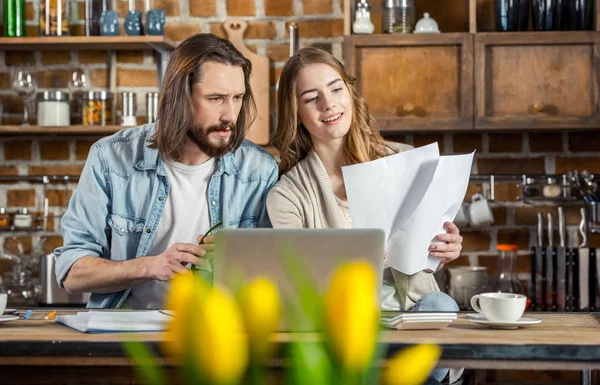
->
[54, 123, 278, 308]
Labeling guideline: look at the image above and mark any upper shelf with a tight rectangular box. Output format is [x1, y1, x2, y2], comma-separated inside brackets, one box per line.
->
[0, 125, 124, 135]
[0, 36, 177, 51]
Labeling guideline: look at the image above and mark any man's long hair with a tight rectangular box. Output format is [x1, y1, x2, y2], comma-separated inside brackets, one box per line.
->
[149, 34, 256, 161]
[274, 47, 388, 176]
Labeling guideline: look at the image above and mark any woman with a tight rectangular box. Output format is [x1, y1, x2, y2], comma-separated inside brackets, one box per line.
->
[266, 47, 463, 382]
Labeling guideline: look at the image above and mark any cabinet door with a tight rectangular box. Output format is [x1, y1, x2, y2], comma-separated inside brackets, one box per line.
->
[344, 33, 474, 131]
[475, 32, 600, 130]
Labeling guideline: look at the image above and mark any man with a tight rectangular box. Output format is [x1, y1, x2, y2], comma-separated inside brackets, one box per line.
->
[54, 34, 278, 309]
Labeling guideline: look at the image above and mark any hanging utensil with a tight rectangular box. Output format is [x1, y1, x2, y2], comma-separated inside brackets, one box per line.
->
[556, 207, 567, 311]
[531, 212, 544, 311]
[576, 206, 589, 311]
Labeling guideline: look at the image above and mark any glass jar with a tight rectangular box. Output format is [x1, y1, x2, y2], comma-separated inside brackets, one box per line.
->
[4, 264, 39, 307]
[39, 0, 70, 36]
[37, 90, 70, 126]
[3, 0, 26, 37]
[543, 176, 561, 198]
[14, 208, 32, 228]
[0, 208, 9, 228]
[85, 0, 111, 36]
[382, 0, 415, 33]
[83, 90, 114, 126]
[496, 244, 525, 294]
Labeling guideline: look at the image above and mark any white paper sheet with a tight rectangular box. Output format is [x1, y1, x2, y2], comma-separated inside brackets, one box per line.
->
[342, 143, 474, 275]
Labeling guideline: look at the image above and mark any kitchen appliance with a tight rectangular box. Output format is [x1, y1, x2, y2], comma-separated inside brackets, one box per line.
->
[445, 266, 489, 310]
[39, 253, 89, 306]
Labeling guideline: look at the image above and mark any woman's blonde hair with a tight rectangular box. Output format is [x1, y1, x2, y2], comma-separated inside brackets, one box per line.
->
[274, 47, 389, 175]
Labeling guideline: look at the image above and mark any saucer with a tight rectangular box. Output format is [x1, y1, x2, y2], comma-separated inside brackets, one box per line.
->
[0, 315, 19, 323]
[466, 313, 542, 329]
[3, 308, 17, 315]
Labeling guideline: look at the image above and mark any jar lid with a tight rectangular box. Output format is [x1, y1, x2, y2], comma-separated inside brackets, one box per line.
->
[414, 12, 441, 34]
[17, 208, 29, 215]
[36, 90, 70, 102]
[0, 207, 5, 214]
[83, 90, 114, 100]
[497, 244, 518, 252]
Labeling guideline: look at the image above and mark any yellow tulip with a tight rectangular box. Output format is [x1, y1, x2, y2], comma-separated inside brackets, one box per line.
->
[381, 344, 441, 385]
[191, 286, 249, 385]
[324, 261, 378, 372]
[162, 272, 206, 360]
[238, 277, 281, 361]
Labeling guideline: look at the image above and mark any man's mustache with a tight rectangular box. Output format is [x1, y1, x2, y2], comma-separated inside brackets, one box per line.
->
[204, 123, 236, 133]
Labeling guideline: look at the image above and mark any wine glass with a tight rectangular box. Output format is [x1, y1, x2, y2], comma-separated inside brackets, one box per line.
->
[11, 68, 37, 126]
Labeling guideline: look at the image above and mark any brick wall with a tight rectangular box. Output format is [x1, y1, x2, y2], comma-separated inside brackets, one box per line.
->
[1, 0, 599, 291]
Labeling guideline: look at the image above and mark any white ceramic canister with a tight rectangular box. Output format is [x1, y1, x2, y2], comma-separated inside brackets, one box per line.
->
[37, 91, 71, 126]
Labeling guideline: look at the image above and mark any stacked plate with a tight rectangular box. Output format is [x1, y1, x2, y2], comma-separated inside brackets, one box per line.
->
[380, 312, 458, 330]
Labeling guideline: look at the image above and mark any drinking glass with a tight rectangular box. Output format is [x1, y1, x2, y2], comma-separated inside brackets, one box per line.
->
[11, 68, 37, 126]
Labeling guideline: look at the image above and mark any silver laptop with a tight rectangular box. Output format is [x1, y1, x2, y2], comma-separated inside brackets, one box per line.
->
[213, 228, 385, 331]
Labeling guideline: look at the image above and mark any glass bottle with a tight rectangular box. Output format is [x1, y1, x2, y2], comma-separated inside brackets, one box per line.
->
[496, 244, 525, 294]
[0, 207, 9, 227]
[85, 0, 111, 36]
[3, 0, 25, 37]
[39, 0, 70, 36]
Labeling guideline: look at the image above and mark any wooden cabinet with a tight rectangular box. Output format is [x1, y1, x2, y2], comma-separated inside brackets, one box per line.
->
[475, 32, 600, 130]
[344, 33, 473, 131]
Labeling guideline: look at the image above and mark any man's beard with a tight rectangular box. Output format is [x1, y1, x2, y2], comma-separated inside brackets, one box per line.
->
[187, 123, 235, 158]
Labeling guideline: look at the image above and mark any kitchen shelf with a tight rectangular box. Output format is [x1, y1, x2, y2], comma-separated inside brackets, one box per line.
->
[0, 36, 176, 51]
[0, 125, 127, 135]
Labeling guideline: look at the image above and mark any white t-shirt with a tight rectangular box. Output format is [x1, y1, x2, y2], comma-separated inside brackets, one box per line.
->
[124, 157, 216, 309]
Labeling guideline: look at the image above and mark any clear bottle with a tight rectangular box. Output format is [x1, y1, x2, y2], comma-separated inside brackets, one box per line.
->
[496, 244, 525, 294]
[39, 0, 70, 36]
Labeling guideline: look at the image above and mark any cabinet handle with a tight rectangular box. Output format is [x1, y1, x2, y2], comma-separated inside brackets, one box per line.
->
[403, 102, 415, 114]
[532, 102, 546, 113]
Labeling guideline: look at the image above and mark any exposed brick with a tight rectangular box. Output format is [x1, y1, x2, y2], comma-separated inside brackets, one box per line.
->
[25, 2, 35, 20]
[589, 232, 600, 248]
[0, 95, 24, 115]
[165, 23, 201, 42]
[3, 236, 32, 255]
[190, 0, 217, 16]
[0, 166, 19, 178]
[383, 134, 408, 145]
[35, 70, 72, 88]
[287, 20, 343, 38]
[266, 44, 290, 62]
[209, 23, 227, 39]
[492, 183, 521, 202]
[453, 133, 483, 154]
[33, 211, 55, 231]
[4, 140, 32, 160]
[7, 189, 36, 207]
[568, 131, 600, 152]
[245, 21, 277, 39]
[303, 0, 332, 14]
[40, 141, 70, 160]
[28, 165, 84, 175]
[89, 69, 109, 88]
[47, 189, 69, 207]
[270, 67, 282, 87]
[497, 229, 530, 250]
[555, 157, 600, 174]
[413, 134, 444, 151]
[447, 255, 471, 267]
[529, 132, 563, 152]
[76, 140, 96, 160]
[515, 206, 583, 226]
[227, 0, 255, 16]
[78, 50, 108, 64]
[307, 42, 332, 54]
[465, 183, 483, 199]
[461, 231, 491, 251]
[41, 235, 64, 254]
[491, 206, 506, 225]
[41, 51, 72, 65]
[5, 51, 35, 66]
[0, 73, 10, 90]
[154, 0, 180, 16]
[117, 51, 145, 64]
[265, 0, 293, 16]
[477, 157, 545, 174]
[477, 253, 531, 274]
[489, 133, 523, 153]
[118, 69, 158, 87]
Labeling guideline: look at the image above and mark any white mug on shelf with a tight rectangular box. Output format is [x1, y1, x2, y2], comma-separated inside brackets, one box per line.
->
[468, 193, 494, 227]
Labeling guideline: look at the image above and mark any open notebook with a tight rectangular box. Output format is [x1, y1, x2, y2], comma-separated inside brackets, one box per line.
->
[56, 311, 172, 333]
[380, 312, 457, 330]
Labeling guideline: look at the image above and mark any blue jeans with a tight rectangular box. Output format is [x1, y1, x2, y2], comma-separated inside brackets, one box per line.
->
[412, 292, 459, 383]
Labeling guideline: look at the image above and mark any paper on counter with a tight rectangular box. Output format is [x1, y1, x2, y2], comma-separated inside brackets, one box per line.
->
[342, 143, 474, 275]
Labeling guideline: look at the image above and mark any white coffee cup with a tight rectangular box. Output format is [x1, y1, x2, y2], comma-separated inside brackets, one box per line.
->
[470, 292, 526, 322]
[468, 193, 494, 227]
[0, 293, 7, 315]
[454, 202, 470, 227]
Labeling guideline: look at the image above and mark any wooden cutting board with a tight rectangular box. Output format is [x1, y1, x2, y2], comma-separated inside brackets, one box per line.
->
[224, 20, 270, 145]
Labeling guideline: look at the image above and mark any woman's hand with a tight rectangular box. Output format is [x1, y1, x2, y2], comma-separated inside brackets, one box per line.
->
[429, 222, 463, 265]
[196, 234, 216, 259]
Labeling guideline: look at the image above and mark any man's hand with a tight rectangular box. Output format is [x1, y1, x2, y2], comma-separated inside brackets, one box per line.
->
[148, 243, 209, 281]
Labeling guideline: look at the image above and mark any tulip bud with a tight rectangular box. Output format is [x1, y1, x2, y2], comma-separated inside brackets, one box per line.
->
[382, 344, 441, 385]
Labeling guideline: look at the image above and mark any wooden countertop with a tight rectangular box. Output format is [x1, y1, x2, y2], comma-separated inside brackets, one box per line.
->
[0, 310, 599, 369]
